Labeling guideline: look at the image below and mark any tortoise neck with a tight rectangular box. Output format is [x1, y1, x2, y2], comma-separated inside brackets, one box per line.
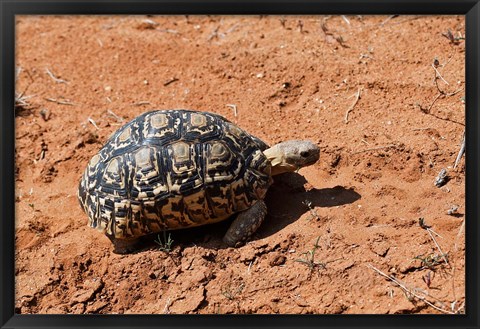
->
[263, 145, 297, 176]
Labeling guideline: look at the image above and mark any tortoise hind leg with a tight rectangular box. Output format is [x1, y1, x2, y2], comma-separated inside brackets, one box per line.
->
[109, 236, 141, 254]
[223, 200, 267, 247]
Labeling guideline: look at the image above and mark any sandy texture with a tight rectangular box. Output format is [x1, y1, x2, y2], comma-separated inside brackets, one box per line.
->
[15, 15, 465, 314]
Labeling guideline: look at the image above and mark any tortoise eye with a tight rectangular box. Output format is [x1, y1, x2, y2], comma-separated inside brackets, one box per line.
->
[300, 151, 310, 158]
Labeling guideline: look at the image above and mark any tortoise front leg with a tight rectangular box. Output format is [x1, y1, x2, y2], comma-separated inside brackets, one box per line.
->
[223, 200, 267, 247]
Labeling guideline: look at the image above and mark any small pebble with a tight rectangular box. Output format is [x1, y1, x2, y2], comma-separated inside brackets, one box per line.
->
[447, 205, 459, 216]
[40, 109, 50, 121]
[434, 168, 449, 187]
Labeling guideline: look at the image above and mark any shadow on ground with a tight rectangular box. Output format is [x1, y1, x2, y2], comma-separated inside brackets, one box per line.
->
[259, 178, 361, 239]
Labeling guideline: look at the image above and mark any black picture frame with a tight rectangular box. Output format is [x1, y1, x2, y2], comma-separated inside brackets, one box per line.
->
[1, 1, 479, 329]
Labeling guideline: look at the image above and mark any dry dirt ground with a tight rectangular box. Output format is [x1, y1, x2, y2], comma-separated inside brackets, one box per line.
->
[14, 15, 466, 314]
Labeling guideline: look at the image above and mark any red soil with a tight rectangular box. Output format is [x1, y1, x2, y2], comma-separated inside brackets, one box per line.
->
[15, 15, 465, 314]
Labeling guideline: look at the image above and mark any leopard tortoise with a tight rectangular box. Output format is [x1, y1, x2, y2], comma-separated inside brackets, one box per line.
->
[78, 109, 319, 253]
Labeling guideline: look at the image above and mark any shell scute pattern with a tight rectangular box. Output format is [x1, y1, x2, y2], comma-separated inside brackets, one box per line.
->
[142, 112, 179, 143]
[131, 147, 168, 200]
[78, 109, 272, 240]
[204, 140, 240, 182]
[100, 157, 127, 196]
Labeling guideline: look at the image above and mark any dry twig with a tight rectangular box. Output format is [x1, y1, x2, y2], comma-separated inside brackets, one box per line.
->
[15, 94, 35, 109]
[107, 109, 124, 122]
[45, 97, 76, 106]
[344, 88, 362, 123]
[380, 15, 399, 26]
[226, 104, 238, 117]
[163, 77, 178, 86]
[15, 67, 35, 113]
[422, 60, 464, 114]
[424, 227, 450, 267]
[45, 67, 69, 84]
[88, 117, 100, 130]
[351, 144, 396, 155]
[453, 130, 465, 169]
[431, 63, 449, 85]
[341, 15, 351, 26]
[412, 127, 432, 131]
[207, 26, 222, 41]
[131, 101, 151, 106]
[367, 264, 455, 314]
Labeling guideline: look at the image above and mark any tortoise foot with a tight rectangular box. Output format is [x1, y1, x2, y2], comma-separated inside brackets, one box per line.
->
[223, 200, 267, 247]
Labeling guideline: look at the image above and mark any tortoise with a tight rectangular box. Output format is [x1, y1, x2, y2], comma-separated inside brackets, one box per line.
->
[78, 109, 319, 253]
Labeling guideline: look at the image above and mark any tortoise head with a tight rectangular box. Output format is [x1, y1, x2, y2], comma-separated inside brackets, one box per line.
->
[263, 140, 320, 176]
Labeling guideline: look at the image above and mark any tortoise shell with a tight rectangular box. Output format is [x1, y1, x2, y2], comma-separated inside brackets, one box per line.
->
[78, 109, 272, 240]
